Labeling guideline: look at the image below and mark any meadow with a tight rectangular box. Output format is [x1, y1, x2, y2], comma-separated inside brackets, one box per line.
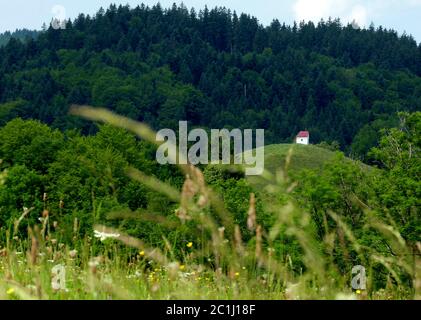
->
[0, 108, 418, 300]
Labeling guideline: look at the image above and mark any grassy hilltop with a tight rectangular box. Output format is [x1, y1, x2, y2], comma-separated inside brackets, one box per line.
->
[262, 144, 335, 172]
[244, 143, 337, 188]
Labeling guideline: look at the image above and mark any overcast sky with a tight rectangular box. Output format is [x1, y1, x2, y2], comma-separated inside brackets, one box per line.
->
[0, 0, 420, 42]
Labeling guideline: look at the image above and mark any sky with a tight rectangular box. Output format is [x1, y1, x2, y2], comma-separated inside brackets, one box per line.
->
[0, 0, 420, 43]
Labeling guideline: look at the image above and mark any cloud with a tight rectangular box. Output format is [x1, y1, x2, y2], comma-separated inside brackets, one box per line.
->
[403, 0, 421, 6]
[293, 0, 369, 25]
[292, 0, 336, 22]
[293, 0, 421, 27]
[347, 4, 368, 26]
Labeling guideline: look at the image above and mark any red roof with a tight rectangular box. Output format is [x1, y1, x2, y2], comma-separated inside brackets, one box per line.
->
[296, 131, 309, 138]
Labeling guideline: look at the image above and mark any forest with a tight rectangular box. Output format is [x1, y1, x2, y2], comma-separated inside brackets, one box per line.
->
[0, 3, 419, 300]
[0, 29, 38, 47]
[0, 4, 421, 159]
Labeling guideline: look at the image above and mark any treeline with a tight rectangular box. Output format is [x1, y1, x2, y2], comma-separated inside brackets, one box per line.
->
[0, 4, 420, 158]
[0, 29, 39, 47]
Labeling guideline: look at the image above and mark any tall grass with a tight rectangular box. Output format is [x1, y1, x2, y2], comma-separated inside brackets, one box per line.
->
[0, 106, 418, 300]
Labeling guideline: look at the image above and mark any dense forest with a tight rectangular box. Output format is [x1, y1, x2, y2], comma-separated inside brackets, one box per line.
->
[0, 29, 39, 47]
[0, 3, 420, 160]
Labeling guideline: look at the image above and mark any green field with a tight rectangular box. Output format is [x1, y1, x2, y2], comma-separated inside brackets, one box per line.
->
[261, 143, 336, 172]
[243, 144, 335, 187]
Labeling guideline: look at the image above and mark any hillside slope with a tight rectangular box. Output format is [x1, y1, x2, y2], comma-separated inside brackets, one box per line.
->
[243, 143, 369, 188]
[261, 143, 336, 173]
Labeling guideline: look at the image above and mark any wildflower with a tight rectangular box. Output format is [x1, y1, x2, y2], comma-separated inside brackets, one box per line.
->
[139, 251, 145, 257]
[356, 290, 361, 295]
[69, 250, 77, 259]
[94, 230, 120, 242]
[186, 242, 193, 248]
[6, 288, 15, 295]
[179, 264, 185, 271]
[235, 272, 240, 277]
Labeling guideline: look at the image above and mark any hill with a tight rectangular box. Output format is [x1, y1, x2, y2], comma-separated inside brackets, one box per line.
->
[260, 143, 336, 172]
[0, 3, 420, 159]
[243, 143, 374, 189]
[243, 143, 335, 186]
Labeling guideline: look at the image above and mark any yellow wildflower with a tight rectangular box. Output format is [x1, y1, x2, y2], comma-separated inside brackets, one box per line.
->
[139, 251, 145, 257]
[179, 264, 185, 271]
[186, 242, 193, 248]
[235, 272, 240, 277]
[6, 288, 15, 295]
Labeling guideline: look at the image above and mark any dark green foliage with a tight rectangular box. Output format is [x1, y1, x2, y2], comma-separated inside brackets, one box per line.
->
[291, 113, 420, 287]
[370, 112, 421, 244]
[0, 4, 419, 158]
[0, 29, 39, 47]
[0, 118, 64, 173]
[0, 120, 182, 242]
[0, 165, 45, 229]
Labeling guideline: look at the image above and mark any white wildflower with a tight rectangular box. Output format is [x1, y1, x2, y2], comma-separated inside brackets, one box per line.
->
[94, 230, 120, 242]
